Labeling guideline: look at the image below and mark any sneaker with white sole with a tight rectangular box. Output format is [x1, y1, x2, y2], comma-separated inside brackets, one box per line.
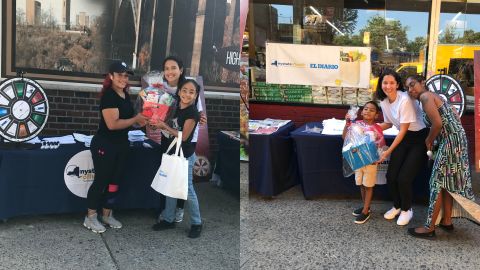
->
[174, 208, 184, 223]
[354, 212, 370, 224]
[353, 207, 370, 217]
[384, 207, 401, 220]
[83, 213, 106, 233]
[396, 209, 413, 226]
[101, 212, 123, 229]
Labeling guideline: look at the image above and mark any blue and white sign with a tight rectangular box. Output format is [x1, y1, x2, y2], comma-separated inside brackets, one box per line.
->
[266, 43, 371, 88]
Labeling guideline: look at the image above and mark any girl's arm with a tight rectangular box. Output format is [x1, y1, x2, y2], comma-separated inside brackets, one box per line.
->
[420, 92, 442, 150]
[379, 122, 393, 130]
[156, 119, 197, 141]
[377, 122, 409, 163]
[102, 108, 147, 130]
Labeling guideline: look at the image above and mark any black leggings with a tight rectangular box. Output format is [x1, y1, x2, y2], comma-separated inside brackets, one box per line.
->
[87, 135, 129, 210]
[386, 128, 428, 211]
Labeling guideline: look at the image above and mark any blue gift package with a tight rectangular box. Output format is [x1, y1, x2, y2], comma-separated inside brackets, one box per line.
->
[342, 141, 379, 171]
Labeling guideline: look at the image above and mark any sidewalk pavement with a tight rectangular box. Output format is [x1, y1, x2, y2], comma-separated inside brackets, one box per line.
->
[241, 162, 480, 269]
[0, 182, 239, 270]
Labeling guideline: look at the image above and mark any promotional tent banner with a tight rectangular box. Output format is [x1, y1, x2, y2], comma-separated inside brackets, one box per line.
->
[266, 43, 371, 88]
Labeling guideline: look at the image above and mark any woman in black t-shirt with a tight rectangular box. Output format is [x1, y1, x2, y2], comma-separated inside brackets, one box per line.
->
[83, 61, 147, 234]
[150, 79, 203, 238]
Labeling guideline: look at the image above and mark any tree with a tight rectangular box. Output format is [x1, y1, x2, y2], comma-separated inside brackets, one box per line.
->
[458, 29, 480, 44]
[332, 34, 363, 46]
[359, 15, 408, 53]
[439, 25, 456, 43]
[334, 9, 358, 36]
[406, 36, 426, 54]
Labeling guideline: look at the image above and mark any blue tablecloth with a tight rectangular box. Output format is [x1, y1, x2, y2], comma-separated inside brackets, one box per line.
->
[249, 121, 298, 196]
[214, 131, 240, 197]
[291, 122, 430, 200]
[0, 142, 162, 220]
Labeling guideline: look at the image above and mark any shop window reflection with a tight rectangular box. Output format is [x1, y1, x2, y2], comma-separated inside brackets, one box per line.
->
[250, 1, 430, 105]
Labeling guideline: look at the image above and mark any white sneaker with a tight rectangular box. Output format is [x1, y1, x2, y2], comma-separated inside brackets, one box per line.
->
[83, 213, 106, 233]
[174, 208, 184, 223]
[396, 209, 413, 226]
[383, 207, 401, 220]
[101, 211, 123, 229]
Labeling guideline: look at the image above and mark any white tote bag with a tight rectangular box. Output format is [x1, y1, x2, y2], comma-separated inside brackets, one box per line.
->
[151, 132, 188, 200]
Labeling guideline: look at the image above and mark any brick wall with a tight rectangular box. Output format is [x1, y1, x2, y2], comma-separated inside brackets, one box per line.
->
[251, 102, 477, 164]
[44, 89, 100, 135]
[42, 88, 239, 163]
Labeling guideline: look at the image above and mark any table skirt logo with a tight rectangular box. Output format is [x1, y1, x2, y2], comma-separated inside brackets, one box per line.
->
[64, 150, 95, 198]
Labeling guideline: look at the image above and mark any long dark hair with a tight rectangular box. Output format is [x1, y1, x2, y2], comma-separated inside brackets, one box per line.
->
[374, 69, 404, 101]
[176, 79, 200, 107]
[99, 73, 130, 97]
[162, 55, 186, 86]
[406, 74, 425, 84]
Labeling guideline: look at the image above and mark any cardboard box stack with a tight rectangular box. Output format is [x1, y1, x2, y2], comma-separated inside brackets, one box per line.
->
[342, 87, 358, 105]
[252, 82, 284, 102]
[326, 86, 342, 104]
[357, 88, 373, 105]
[312, 85, 328, 104]
[283, 85, 312, 103]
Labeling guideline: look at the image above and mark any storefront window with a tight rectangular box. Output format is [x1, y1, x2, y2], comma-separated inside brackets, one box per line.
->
[249, 0, 430, 105]
[437, 1, 480, 111]
[4, 0, 240, 89]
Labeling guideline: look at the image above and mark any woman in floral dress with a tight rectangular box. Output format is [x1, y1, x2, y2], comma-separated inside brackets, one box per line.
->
[406, 75, 477, 238]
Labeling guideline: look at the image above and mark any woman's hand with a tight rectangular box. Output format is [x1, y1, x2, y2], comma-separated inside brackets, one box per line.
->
[425, 138, 434, 151]
[134, 113, 148, 127]
[199, 112, 207, 125]
[152, 120, 167, 130]
[377, 148, 391, 163]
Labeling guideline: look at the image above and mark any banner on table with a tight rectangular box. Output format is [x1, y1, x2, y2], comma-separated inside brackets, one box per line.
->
[266, 43, 371, 88]
[64, 150, 94, 198]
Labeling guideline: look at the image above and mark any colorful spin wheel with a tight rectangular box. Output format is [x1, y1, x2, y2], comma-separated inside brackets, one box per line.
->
[425, 74, 465, 117]
[0, 78, 49, 142]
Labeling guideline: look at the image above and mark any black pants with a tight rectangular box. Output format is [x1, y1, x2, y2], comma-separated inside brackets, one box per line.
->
[386, 128, 428, 211]
[87, 135, 129, 210]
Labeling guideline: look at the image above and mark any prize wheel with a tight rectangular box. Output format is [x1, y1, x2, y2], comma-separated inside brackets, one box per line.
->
[425, 74, 465, 117]
[0, 77, 49, 142]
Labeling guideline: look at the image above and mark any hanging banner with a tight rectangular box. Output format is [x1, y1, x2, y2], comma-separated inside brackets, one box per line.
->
[474, 51, 480, 172]
[266, 43, 371, 88]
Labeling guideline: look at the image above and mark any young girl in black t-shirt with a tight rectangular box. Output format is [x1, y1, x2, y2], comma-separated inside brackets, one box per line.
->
[150, 79, 203, 238]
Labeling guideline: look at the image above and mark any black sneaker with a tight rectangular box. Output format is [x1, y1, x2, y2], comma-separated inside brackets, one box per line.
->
[188, 224, 202, 238]
[152, 220, 175, 231]
[352, 207, 370, 216]
[354, 212, 370, 224]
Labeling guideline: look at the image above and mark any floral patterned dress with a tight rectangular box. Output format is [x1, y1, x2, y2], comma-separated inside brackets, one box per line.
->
[424, 102, 475, 227]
